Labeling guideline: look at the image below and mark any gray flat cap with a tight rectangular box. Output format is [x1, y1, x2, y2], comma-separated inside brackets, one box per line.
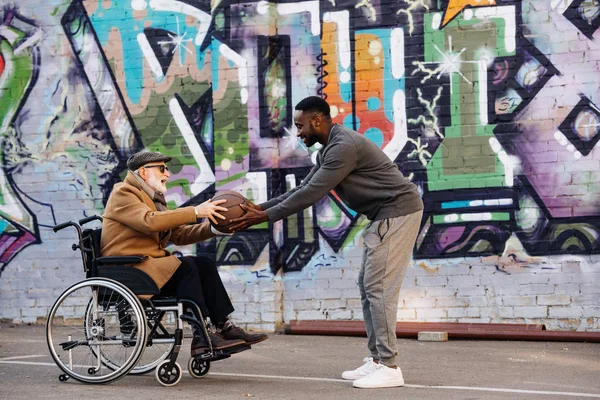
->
[127, 151, 172, 171]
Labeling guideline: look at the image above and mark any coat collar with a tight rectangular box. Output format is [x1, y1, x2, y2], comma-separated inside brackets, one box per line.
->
[124, 171, 157, 210]
[125, 170, 143, 189]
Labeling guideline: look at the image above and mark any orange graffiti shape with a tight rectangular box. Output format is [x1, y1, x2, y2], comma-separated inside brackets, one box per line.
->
[442, 0, 496, 27]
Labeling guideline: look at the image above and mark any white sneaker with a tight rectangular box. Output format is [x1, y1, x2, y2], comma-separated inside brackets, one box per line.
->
[353, 364, 405, 389]
[341, 357, 379, 380]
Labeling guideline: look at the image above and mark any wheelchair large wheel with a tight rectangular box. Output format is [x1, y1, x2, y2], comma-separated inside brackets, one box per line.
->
[86, 301, 176, 375]
[46, 278, 147, 384]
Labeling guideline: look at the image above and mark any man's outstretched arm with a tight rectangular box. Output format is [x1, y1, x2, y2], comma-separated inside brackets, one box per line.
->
[229, 140, 356, 231]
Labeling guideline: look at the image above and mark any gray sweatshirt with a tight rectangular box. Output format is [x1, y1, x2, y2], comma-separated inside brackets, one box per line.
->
[260, 124, 423, 222]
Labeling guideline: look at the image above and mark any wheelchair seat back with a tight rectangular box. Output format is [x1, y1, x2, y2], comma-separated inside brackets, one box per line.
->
[82, 228, 160, 296]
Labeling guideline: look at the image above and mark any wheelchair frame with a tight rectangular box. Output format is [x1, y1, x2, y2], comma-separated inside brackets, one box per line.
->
[46, 215, 248, 386]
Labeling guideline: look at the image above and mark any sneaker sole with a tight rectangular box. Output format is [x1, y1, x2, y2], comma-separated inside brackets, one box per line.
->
[353, 381, 405, 389]
[243, 335, 268, 346]
[341, 373, 367, 381]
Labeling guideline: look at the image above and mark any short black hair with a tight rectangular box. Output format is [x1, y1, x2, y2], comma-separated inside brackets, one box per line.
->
[295, 96, 330, 117]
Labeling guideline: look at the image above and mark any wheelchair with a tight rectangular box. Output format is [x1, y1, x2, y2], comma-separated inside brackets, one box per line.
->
[46, 215, 249, 386]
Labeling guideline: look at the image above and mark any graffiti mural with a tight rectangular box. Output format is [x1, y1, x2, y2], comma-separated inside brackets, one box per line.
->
[0, 0, 599, 280]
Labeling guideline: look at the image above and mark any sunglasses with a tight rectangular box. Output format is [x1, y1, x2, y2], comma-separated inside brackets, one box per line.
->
[143, 165, 169, 173]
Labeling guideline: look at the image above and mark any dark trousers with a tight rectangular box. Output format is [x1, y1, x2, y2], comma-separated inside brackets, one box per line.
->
[160, 256, 234, 325]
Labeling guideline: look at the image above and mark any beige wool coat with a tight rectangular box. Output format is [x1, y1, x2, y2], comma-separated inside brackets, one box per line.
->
[101, 171, 214, 289]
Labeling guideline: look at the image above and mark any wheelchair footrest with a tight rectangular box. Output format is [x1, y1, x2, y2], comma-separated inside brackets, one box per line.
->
[195, 344, 251, 361]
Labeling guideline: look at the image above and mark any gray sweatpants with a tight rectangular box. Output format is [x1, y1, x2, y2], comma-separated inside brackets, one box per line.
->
[358, 210, 423, 367]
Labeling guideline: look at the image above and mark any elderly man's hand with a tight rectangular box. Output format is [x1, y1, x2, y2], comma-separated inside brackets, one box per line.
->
[228, 204, 268, 232]
[195, 199, 228, 224]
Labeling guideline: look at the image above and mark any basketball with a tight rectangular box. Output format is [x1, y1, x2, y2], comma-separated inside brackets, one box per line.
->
[210, 190, 248, 232]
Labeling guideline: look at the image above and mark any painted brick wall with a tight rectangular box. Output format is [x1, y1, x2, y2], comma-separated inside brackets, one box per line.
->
[0, 0, 599, 332]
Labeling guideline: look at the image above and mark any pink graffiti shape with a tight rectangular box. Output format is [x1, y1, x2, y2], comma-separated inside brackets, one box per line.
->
[0, 53, 5, 78]
[493, 60, 509, 85]
[0, 231, 36, 263]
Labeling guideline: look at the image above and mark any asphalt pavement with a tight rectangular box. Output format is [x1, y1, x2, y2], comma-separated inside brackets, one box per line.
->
[1, 322, 599, 400]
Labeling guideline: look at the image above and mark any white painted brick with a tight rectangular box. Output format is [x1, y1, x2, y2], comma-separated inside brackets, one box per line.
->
[283, 309, 297, 322]
[313, 289, 343, 300]
[537, 294, 571, 306]
[404, 298, 436, 309]
[21, 307, 49, 318]
[518, 284, 555, 295]
[561, 261, 581, 274]
[416, 308, 447, 320]
[498, 307, 514, 318]
[469, 266, 501, 275]
[342, 289, 361, 298]
[260, 302, 277, 313]
[480, 274, 515, 287]
[581, 283, 600, 294]
[438, 265, 471, 276]
[466, 308, 481, 317]
[329, 279, 358, 289]
[299, 278, 326, 290]
[397, 309, 416, 320]
[468, 296, 490, 307]
[297, 310, 326, 320]
[487, 284, 519, 295]
[12, 298, 36, 308]
[447, 308, 468, 318]
[321, 299, 346, 309]
[259, 291, 276, 302]
[346, 299, 362, 309]
[1, 308, 20, 319]
[261, 312, 276, 322]
[235, 312, 259, 323]
[435, 297, 468, 307]
[513, 307, 548, 318]
[548, 306, 583, 318]
[314, 268, 343, 279]
[571, 294, 598, 306]
[327, 310, 352, 320]
[282, 279, 301, 291]
[425, 287, 457, 297]
[502, 296, 537, 306]
[582, 307, 600, 318]
[554, 283, 581, 295]
[284, 290, 315, 301]
[406, 265, 439, 277]
[457, 318, 491, 324]
[399, 288, 427, 299]
[416, 276, 447, 286]
[457, 286, 486, 296]
[447, 276, 480, 287]
[515, 274, 550, 285]
[571, 273, 600, 284]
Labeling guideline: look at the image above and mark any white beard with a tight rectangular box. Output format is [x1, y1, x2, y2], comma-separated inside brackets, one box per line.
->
[146, 174, 167, 194]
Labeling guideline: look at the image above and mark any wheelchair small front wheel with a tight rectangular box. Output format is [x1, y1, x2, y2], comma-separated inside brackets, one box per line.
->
[188, 357, 210, 378]
[155, 360, 182, 387]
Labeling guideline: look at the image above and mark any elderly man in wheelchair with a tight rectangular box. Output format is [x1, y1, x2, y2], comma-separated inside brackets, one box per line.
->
[46, 151, 267, 386]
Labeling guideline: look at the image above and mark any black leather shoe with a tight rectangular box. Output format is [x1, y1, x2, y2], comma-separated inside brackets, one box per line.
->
[221, 326, 268, 345]
[191, 332, 245, 356]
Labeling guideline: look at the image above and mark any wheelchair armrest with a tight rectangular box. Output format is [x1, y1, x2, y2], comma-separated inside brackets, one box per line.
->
[97, 255, 148, 265]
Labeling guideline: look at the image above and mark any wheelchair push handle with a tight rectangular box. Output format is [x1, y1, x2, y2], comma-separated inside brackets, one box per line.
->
[79, 215, 103, 226]
[53, 221, 78, 233]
